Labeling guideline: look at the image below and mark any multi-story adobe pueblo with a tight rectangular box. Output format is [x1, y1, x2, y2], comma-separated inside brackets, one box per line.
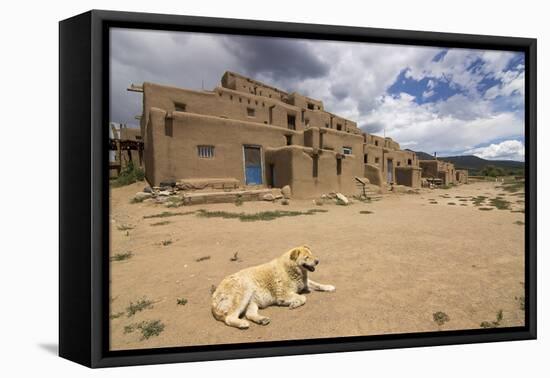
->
[127, 71, 463, 198]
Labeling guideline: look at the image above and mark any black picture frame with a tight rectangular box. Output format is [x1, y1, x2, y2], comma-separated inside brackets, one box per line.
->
[59, 9, 537, 368]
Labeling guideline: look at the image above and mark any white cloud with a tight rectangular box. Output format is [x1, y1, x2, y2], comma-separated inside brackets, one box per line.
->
[484, 69, 524, 100]
[361, 92, 524, 155]
[464, 140, 525, 161]
[422, 90, 435, 99]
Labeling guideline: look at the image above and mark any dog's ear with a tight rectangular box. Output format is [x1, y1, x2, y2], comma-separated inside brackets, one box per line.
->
[289, 248, 301, 261]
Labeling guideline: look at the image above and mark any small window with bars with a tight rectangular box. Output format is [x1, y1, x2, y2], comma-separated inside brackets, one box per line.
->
[342, 146, 353, 155]
[197, 145, 214, 158]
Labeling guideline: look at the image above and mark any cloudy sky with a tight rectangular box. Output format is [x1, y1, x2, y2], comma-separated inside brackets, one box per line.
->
[110, 28, 525, 161]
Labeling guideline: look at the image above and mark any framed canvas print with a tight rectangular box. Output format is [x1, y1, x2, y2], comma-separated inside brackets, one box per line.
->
[59, 10, 537, 368]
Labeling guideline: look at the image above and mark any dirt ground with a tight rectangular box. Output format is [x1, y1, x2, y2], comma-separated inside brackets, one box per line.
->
[109, 180, 525, 350]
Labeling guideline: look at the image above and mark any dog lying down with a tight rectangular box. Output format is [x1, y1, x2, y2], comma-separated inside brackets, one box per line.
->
[211, 245, 335, 329]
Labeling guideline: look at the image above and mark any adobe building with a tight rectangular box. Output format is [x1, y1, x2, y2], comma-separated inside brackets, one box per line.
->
[455, 169, 469, 184]
[364, 134, 421, 188]
[132, 71, 422, 198]
[419, 159, 457, 186]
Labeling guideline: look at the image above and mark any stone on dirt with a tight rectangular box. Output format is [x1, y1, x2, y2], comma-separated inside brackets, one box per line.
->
[335, 193, 349, 205]
[281, 185, 292, 199]
[134, 192, 152, 201]
[262, 193, 275, 201]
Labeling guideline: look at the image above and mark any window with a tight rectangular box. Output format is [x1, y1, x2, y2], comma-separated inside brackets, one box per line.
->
[364, 154, 368, 164]
[239, 97, 242, 103]
[307, 103, 315, 110]
[247, 107, 255, 117]
[337, 123, 342, 131]
[285, 135, 293, 146]
[374, 140, 379, 146]
[301, 109, 305, 122]
[305, 118, 310, 127]
[165, 119, 173, 137]
[343, 146, 353, 155]
[174, 102, 186, 112]
[337, 158, 342, 175]
[197, 145, 214, 158]
[287, 114, 296, 130]
[230, 95, 233, 101]
[375, 157, 380, 164]
[408, 158, 412, 165]
[397, 161, 401, 167]
[325, 123, 329, 128]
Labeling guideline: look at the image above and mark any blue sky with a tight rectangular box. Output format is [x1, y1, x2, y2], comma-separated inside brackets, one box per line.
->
[111, 29, 525, 161]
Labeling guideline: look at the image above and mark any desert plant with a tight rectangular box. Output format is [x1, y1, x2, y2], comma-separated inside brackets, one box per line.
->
[480, 310, 504, 328]
[489, 197, 511, 210]
[234, 195, 244, 207]
[433, 311, 450, 326]
[117, 224, 134, 231]
[195, 256, 211, 262]
[195, 209, 328, 222]
[110, 252, 133, 262]
[111, 161, 145, 188]
[124, 320, 165, 340]
[176, 298, 188, 306]
[144, 210, 195, 219]
[126, 297, 153, 317]
[150, 221, 170, 226]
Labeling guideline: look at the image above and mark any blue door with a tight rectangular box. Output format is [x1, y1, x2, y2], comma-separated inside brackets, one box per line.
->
[244, 146, 263, 185]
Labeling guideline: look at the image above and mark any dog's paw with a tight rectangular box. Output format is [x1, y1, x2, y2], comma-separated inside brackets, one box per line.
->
[289, 297, 306, 309]
[238, 321, 250, 329]
[258, 317, 271, 325]
[323, 285, 336, 292]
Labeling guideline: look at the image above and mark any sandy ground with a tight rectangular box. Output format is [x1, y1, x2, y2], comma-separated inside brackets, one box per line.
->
[109, 180, 525, 350]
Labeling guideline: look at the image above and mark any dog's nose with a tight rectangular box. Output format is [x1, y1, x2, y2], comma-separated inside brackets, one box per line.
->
[314, 259, 319, 265]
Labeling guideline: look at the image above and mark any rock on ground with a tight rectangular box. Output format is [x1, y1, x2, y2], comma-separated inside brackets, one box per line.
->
[134, 192, 152, 201]
[335, 193, 349, 205]
[281, 185, 292, 199]
[262, 193, 275, 201]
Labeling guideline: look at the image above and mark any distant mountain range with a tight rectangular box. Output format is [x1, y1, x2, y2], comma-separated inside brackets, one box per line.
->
[407, 150, 525, 175]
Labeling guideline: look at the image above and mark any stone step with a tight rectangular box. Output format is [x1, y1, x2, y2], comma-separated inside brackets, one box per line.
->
[177, 177, 239, 191]
[182, 188, 275, 206]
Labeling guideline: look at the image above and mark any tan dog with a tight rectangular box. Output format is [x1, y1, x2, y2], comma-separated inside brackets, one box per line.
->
[211, 245, 335, 329]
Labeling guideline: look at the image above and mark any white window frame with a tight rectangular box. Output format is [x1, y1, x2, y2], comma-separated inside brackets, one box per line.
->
[197, 145, 215, 158]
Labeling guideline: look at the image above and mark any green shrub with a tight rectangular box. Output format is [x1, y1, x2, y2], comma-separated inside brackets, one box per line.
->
[111, 161, 145, 188]
[433, 311, 450, 326]
[177, 298, 188, 306]
[110, 252, 133, 262]
[126, 297, 153, 317]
